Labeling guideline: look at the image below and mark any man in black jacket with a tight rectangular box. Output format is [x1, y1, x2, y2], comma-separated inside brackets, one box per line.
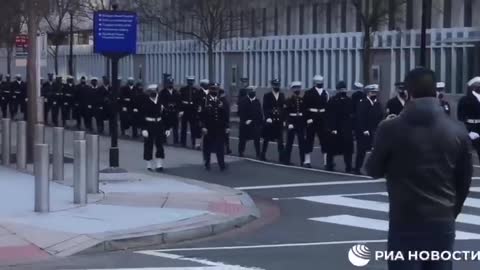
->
[10, 74, 26, 120]
[160, 77, 181, 145]
[367, 68, 472, 270]
[436, 82, 451, 115]
[179, 76, 199, 148]
[238, 86, 263, 158]
[51, 75, 64, 126]
[62, 76, 76, 127]
[354, 84, 383, 175]
[385, 82, 407, 118]
[0, 74, 7, 118]
[458, 77, 480, 162]
[261, 79, 285, 162]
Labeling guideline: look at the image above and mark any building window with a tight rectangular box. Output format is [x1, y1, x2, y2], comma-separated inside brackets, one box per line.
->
[274, 7, 279, 35]
[240, 11, 245, 37]
[312, 4, 318, 33]
[341, 0, 347, 32]
[444, 0, 452, 28]
[262, 8, 267, 36]
[326, 2, 332, 33]
[356, 4, 362, 32]
[287, 6, 292, 35]
[465, 0, 473, 27]
[251, 8, 256, 37]
[406, 0, 413, 29]
[299, 4, 305, 34]
[230, 10, 234, 38]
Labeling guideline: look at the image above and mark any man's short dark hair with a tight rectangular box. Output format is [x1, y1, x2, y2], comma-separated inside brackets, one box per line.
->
[405, 67, 437, 98]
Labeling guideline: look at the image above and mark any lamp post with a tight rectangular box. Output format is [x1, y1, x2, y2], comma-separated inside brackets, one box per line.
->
[419, 0, 431, 67]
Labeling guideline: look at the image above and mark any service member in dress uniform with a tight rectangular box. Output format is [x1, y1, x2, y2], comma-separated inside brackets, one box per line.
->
[74, 76, 88, 130]
[385, 82, 407, 118]
[237, 77, 250, 105]
[0, 75, 10, 118]
[51, 75, 64, 126]
[160, 77, 181, 144]
[179, 76, 199, 148]
[284, 81, 307, 166]
[351, 82, 366, 107]
[41, 73, 55, 124]
[131, 81, 144, 138]
[238, 86, 263, 158]
[119, 77, 137, 136]
[200, 83, 230, 171]
[10, 74, 26, 120]
[140, 84, 170, 172]
[303, 75, 329, 168]
[81, 77, 97, 132]
[325, 81, 354, 172]
[436, 82, 451, 115]
[91, 77, 108, 134]
[217, 83, 232, 154]
[62, 76, 76, 127]
[261, 79, 286, 162]
[458, 77, 480, 161]
[354, 84, 384, 175]
[195, 79, 211, 150]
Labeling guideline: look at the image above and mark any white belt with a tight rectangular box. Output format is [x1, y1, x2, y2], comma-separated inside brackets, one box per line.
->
[53, 102, 57, 105]
[87, 105, 92, 109]
[467, 119, 480, 124]
[122, 107, 128, 112]
[124, 98, 131, 101]
[65, 94, 72, 97]
[12, 95, 16, 98]
[133, 108, 138, 112]
[308, 108, 326, 113]
[182, 101, 193, 105]
[15, 91, 20, 94]
[99, 107, 103, 110]
[4, 91, 9, 93]
[64, 102, 68, 106]
[145, 117, 162, 122]
[289, 113, 303, 117]
[56, 93, 63, 96]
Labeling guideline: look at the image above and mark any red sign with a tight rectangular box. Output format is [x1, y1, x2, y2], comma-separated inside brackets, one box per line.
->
[15, 35, 28, 57]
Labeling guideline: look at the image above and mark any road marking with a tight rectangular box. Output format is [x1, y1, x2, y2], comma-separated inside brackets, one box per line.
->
[474, 165, 480, 169]
[471, 187, 480, 193]
[310, 215, 480, 240]
[137, 239, 389, 253]
[236, 179, 384, 190]
[78, 268, 243, 270]
[135, 251, 263, 270]
[242, 158, 372, 178]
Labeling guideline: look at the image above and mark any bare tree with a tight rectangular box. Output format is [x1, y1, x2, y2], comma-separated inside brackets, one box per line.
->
[135, 0, 258, 82]
[351, 0, 407, 84]
[43, 0, 81, 75]
[0, 0, 24, 75]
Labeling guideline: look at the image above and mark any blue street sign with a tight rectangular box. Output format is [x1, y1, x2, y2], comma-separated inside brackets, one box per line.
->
[94, 11, 137, 55]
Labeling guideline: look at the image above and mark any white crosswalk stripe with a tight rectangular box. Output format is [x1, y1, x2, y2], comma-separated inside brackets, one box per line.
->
[298, 190, 480, 240]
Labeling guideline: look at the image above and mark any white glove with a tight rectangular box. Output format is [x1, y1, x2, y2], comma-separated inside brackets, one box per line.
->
[179, 111, 184, 117]
[226, 128, 231, 134]
[363, 131, 370, 136]
[246, 120, 252, 125]
[332, 130, 337, 135]
[266, 118, 273, 124]
[288, 124, 294, 130]
[165, 130, 171, 137]
[202, 128, 208, 135]
[386, 114, 397, 120]
[307, 119, 314, 125]
[469, 132, 480, 140]
[142, 130, 149, 138]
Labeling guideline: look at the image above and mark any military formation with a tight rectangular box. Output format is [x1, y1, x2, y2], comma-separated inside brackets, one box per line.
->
[4, 71, 480, 175]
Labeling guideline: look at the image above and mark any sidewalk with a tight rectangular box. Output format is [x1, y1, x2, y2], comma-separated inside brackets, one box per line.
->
[0, 127, 259, 266]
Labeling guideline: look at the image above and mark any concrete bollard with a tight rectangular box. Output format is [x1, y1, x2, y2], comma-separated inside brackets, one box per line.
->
[37, 97, 44, 124]
[34, 144, 49, 212]
[74, 131, 86, 141]
[73, 140, 87, 205]
[52, 127, 64, 181]
[2, 119, 11, 166]
[34, 124, 45, 145]
[86, 134, 100, 194]
[16, 121, 27, 170]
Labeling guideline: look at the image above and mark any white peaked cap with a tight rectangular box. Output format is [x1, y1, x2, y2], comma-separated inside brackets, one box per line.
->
[186, 75, 195, 80]
[200, 79, 210, 84]
[365, 84, 379, 91]
[90, 77, 99, 81]
[66, 75, 74, 79]
[15, 74, 22, 77]
[246, 85, 257, 90]
[467, 77, 480, 87]
[127, 77, 135, 81]
[354, 82, 364, 89]
[291, 81, 302, 88]
[436, 82, 446, 88]
[147, 84, 158, 90]
[313, 75, 324, 83]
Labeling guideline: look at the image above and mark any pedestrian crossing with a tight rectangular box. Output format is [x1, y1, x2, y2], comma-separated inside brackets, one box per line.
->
[297, 188, 480, 240]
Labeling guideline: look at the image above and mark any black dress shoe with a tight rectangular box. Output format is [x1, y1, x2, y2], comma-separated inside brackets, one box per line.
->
[354, 170, 363, 175]
[155, 167, 163, 172]
[147, 168, 153, 172]
[205, 163, 211, 171]
[220, 165, 227, 171]
[304, 163, 312, 168]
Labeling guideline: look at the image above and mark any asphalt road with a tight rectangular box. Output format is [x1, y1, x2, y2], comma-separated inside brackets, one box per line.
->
[4, 125, 480, 270]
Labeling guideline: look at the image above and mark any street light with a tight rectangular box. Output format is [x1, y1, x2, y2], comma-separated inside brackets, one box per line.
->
[420, 0, 431, 67]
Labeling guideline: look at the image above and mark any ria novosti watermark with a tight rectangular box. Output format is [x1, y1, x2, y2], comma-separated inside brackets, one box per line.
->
[348, 244, 480, 267]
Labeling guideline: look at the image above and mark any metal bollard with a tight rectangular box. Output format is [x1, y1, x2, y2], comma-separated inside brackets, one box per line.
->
[74, 131, 86, 141]
[2, 119, 11, 165]
[34, 144, 49, 212]
[16, 121, 27, 170]
[73, 140, 87, 205]
[86, 134, 100, 194]
[52, 127, 64, 181]
[34, 124, 45, 145]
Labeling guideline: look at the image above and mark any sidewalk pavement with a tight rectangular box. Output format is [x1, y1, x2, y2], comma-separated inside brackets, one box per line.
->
[0, 127, 259, 266]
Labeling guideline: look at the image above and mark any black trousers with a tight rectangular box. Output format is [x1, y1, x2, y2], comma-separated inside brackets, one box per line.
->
[181, 111, 197, 147]
[51, 104, 61, 126]
[285, 121, 306, 164]
[473, 140, 480, 164]
[238, 137, 261, 157]
[9, 99, 19, 118]
[83, 106, 94, 131]
[94, 109, 105, 134]
[44, 102, 51, 123]
[355, 132, 374, 172]
[326, 153, 352, 171]
[0, 99, 8, 118]
[165, 114, 179, 144]
[203, 132, 225, 168]
[61, 103, 71, 124]
[388, 223, 454, 270]
[131, 112, 141, 138]
[73, 105, 82, 129]
[143, 128, 165, 161]
[305, 119, 328, 153]
[120, 107, 131, 133]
